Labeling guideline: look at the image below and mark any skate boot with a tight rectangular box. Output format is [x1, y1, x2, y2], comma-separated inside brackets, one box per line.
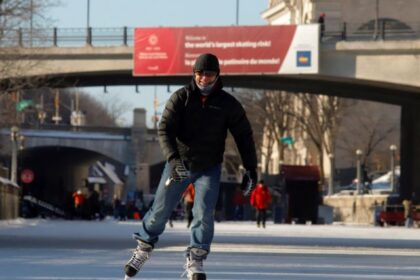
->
[182, 247, 207, 280]
[124, 237, 153, 278]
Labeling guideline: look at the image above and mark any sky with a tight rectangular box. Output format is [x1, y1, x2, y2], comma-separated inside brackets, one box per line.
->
[45, 0, 270, 127]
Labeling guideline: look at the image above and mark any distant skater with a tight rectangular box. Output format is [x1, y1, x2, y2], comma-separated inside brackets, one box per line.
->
[250, 180, 272, 228]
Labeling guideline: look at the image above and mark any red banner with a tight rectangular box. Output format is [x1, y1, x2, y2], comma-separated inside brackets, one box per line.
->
[133, 25, 302, 76]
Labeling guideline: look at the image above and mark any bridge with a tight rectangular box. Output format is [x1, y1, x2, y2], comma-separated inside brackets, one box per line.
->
[1, 26, 420, 203]
[0, 108, 165, 208]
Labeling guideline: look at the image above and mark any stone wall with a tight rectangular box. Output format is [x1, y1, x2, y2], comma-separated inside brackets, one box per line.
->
[0, 181, 20, 220]
[323, 194, 390, 224]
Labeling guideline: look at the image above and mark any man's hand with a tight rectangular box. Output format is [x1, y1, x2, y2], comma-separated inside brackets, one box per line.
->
[167, 159, 190, 185]
[241, 169, 258, 196]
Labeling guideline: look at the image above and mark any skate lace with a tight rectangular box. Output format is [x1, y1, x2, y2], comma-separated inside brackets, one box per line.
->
[181, 258, 203, 278]
[128, 246, 150, 270]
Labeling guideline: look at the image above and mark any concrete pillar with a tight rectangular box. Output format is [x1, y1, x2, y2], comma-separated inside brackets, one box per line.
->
[124, 108, 148, 198]
[400, 101, 420, 203]
[133, 108, 147, 128]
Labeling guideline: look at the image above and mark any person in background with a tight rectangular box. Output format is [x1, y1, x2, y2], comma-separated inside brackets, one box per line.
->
[124, 53, 258, 280]
[113, 195, 121, 220]
[250, 180, 272, 228]
[119, 201, 127, 221]
[86, 187, 100, 220]
[233, 185, 245, 220]
[318, 12, 326, 38]
[403, 198, 413, 228]
[72, 189, 85, 219]
[182, 183, 195, 228]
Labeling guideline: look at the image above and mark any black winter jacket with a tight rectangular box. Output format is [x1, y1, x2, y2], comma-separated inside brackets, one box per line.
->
[158, 77, 257, 172]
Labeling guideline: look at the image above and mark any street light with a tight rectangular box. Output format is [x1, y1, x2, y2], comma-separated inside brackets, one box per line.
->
[235, 0, 239, 25]
[373, 0, 379, 40]
[29, 0, 33, 47]
[390, 144, 397, 193]
[87, 0, 91, 28]
[10, 126, 20, 184]
[328, 153, 334, 195]
[355, 149, 363, 194]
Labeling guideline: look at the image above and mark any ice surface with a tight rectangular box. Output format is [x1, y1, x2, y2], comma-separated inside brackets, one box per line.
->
[1, 218, 420, 279]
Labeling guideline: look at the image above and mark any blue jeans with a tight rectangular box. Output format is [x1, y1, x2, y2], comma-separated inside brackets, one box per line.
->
[137, 162, 221, 252]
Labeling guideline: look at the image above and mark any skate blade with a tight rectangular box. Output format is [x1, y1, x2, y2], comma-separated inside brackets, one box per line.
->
[124, 275, 131, 280]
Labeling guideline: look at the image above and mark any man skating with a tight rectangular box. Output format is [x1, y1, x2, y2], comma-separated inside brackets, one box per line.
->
[124, 53, 258, 279]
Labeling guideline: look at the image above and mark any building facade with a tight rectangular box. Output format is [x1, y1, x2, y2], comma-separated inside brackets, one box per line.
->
[259, 0, 405, 188]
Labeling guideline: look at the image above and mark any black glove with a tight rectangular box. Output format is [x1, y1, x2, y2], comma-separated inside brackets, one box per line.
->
[241, 169, 258, 196]
[167, 158, 190, 185]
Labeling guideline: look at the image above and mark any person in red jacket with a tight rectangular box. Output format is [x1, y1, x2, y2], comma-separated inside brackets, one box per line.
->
[250, 180, 272, 228]
[72, 189, 85, 219]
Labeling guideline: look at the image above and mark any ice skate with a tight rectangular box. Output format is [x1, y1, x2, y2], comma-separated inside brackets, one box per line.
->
[124, 236, 153, 278]
[182, 247, 207, 280]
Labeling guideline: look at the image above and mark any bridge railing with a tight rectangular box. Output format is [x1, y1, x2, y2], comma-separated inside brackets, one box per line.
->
[324, 20, 420, 41]
[19, 123, 132, 137]
[0, 27, 135, 48]
[0, 22, 419, 48]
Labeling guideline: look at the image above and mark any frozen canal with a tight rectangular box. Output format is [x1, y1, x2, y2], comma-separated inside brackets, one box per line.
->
[1, 218, 420, 280]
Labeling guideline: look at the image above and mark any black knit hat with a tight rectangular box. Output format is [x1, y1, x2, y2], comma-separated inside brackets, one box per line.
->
[193, 53, 220, 73]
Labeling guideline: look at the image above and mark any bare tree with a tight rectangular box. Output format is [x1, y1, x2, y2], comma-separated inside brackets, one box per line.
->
[2, 87, 130, 128]
[89, 93, 132, 126]
[55, 89, 122, 127]
[233, 89, 296, 174]
[0, 0, 58, 97]
[260, 90, 295, 171]
[336, 100, 400, 171]
[289, 94, 350, 183]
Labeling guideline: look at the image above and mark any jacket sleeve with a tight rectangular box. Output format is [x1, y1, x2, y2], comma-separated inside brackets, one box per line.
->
[158, 89, 186, 162]
[228, 98, 258, 171]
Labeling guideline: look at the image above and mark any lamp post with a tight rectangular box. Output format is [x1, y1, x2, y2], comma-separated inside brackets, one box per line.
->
[390, 144, 397, 193]
[328, 153, 334, 195]
[87, 0, 90, 28]
[356, 149, 363, 194]
[29, 0, 33, 47]
[10, 126, 20, 184]
[373, 0, 379, 40]
[235, 0, 239, 25]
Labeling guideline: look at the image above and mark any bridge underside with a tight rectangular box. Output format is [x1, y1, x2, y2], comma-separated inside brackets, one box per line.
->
[36, 71, 420, 105]
[4, 71, 420, 202]
[18, 146, 107, 211]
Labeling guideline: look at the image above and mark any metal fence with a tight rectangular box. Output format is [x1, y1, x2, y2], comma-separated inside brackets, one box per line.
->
[324, 20, 420, 41]
[19, 123, 132, 136]
[0, 27, 134, 48]
[0, 22, 419, 48]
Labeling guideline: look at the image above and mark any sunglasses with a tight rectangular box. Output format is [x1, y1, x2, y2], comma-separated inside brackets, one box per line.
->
[194, 71, 218, 78]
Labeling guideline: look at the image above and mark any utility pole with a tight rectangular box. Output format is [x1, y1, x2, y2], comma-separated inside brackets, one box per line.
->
[390, 145, 397, 193]
[87, 0, 90, 28]
[38, 93, 46, 125]
[29, 0, 33, 47]
[236, 0, 239, 25]
[328, 153, 335, 195]
[356, 149, 363, 194]
[52, 89, 62, 124]
[373, 0, 379, 40]
[153, 87, 158, 130]
[10, 126, 19, 184]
